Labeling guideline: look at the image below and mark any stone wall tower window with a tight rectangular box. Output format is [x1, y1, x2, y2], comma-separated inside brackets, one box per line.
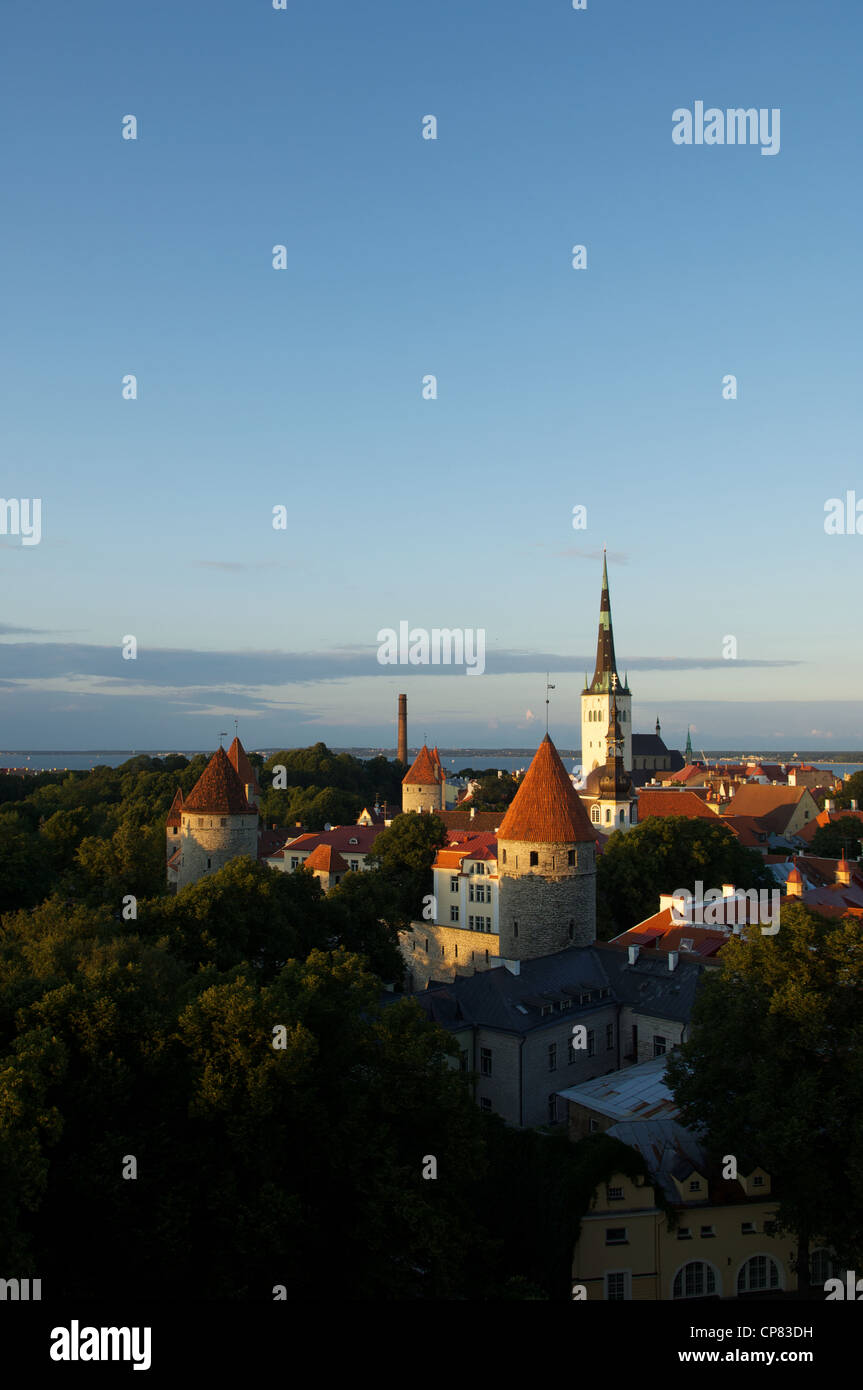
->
[529, 851, 538, 866]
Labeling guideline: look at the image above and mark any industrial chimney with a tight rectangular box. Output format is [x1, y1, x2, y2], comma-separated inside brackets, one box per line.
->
[397, 693, 407, 765]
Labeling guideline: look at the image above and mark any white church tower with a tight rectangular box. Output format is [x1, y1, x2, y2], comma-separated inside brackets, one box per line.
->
[581, 553, 632, 774]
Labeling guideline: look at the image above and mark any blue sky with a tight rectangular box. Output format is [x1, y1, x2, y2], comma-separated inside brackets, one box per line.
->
[2, 0, 862, 752]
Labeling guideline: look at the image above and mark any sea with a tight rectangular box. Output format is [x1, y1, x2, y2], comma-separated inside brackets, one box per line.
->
[2, 750, 862, 780]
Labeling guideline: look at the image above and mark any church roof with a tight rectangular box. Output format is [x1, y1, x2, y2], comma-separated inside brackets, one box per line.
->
[497, 734, 595, 844]
[166, 786, 184, 827]
[227, 736, 261, 796]
[183, 746, 255, 816]
[584, 554, 628, 696]
[403, 745, 441, 786]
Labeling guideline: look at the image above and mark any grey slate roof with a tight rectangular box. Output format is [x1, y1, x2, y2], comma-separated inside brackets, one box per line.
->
[605, 1118, 705, 1200]
[413, 943, 705, 1036]
[556, 1052, 678, 1120]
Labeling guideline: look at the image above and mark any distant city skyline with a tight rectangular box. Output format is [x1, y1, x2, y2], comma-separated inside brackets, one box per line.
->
[3, 0, 861, 749]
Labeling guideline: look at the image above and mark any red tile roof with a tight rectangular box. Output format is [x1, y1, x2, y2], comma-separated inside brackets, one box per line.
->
[403, 745, 441, 786]
[227, 736, 261, 797]
[497, 735, 595, 844]
[724, 784, 814, 834]
[636, 790, 721, 824]
[282, 825, 382, 855]
[166, 787, 184, 827]
[183, 747, 255, 816]
[303, 843, 349, 873]
[794, 807, 863, 846]
[438, 808, 501, 832]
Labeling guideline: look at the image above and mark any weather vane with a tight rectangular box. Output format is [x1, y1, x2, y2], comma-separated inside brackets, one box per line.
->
[545, 673, 555, 733]
[218, 730, 228, 747]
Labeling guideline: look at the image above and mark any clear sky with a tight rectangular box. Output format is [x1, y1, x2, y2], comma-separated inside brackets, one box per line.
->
[2, 0, 862, 752]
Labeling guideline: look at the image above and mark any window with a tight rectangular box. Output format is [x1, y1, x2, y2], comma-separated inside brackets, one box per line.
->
[605, 809, 611, 823]
[468, 915, 474, 929]
[688, 1180, 701, 1193]
[700, 1225, 715, 1238]
[290, 857, 299, 869]
[220, 817, 227, 827]
[502, 849, 507, 864]
[587, 1029, 596, 1057]
[653, 1036, 667, 1057]
[606, 1185, 623, 1202]
[677, 1228, 692, 1240]
[480, 1048, 492, 1076]
[568, 849, 576, 866]
[606, 1023, 614, 1050]
[752, 1175, 764, 1187]
[741, 1222, 756, 1236]
[479, 1098, 492, 1113]
[568, 920, 574, 939]
[424, 939, 428, 951]
[605, 1271, 630, 1301]
[589, 1118, 600, 1133]
[198, 817, 203, 827]
[548, 1094, 559, 1124]
[476, 863, 484, 875]
[605, 1228, 628, 1246]
[207, 858, 211, 869]
[469, 885, 475, 902]
[349, 860, 358, 872]
[513, 921, 519, 938]
[450, 906, 459, 922]
[476, 884, 486, 902]
[548, 1044, 557, 1072]
[737, 1256, 780, 1293]
[591, 806, 600, 824]
[451, 876, 459, 892]
[672, 1262, 716, 1299]
[529, 851, 538, 867]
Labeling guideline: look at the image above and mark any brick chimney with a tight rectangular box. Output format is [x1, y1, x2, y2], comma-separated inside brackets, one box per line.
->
[397, 693, 407, 765]
[837, 857, 852, 886]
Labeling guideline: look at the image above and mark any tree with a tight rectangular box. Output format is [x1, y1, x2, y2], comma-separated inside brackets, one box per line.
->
[665, 901, 863, 1289]
[835, 771, 863, 811]
[367, 812, 447, 924]
[809, 816, 863, 860]
[469, 771, 520, 812]
[597, 815, 772, 937]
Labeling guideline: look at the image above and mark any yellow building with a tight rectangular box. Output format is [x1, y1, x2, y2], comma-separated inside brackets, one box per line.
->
[569, 1110, 839, 1299]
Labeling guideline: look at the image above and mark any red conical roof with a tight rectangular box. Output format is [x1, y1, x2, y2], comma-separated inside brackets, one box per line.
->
[184, 746, 255, 815]
[403, 745, 441, 786]
[166, 786, 184, 827]
[227, 735, 261, 796]
[498, 735, 595, 844]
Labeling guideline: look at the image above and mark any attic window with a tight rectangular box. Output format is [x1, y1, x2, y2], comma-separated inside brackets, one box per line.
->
[349, 837, 358, 845]
[680, 938, 694, 951]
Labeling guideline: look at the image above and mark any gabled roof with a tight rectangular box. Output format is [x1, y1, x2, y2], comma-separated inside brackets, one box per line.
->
[403, 745, 441, 786]
[303, 843, 349, 873]
[438, 808, 501, 832]
[183, 746, 255, 816]
[636, 790, 722, 824]
[498, 735, 595, 844]
[166, 787, 184, 827]
[724, 784, 815, 834]
[227, 736, 261, 796]
[281, 825, 382, 855]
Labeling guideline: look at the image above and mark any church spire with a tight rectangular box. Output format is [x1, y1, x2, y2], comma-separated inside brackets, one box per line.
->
[585, 551, 626, 695]
[685, 726, 693, 764]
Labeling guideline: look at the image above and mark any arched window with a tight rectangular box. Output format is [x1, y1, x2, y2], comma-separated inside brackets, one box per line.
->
[672, 1262, 718, 1299]
[619, 809, 625, 823]
[591, 806, 600, 823]
[737, 1255, 781, 1293]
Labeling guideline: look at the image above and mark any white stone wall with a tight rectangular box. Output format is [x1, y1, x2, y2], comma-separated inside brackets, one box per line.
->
[177, 811, 258, 890]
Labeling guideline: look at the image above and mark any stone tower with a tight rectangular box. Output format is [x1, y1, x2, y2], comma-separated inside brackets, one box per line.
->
[402, 744, 445, 813]
[177, 746, 258, 891]
[581, 552, 632, 774]
[496, 733, 597, 959]
[593, 687, 637, 831]
[166, 786, 184, 864]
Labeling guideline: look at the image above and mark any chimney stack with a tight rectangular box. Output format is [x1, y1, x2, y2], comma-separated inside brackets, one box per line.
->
[397, 693, 407, 765]
[668, 950, 679, 972]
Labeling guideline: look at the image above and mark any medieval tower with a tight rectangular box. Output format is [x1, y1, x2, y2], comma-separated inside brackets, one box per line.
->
[402, 744, 445, 813]
[175, 745, 259, 891]
[592, 689, 637, 830]
[581, 553, 632, 773]
[496, 734, 597, 958]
